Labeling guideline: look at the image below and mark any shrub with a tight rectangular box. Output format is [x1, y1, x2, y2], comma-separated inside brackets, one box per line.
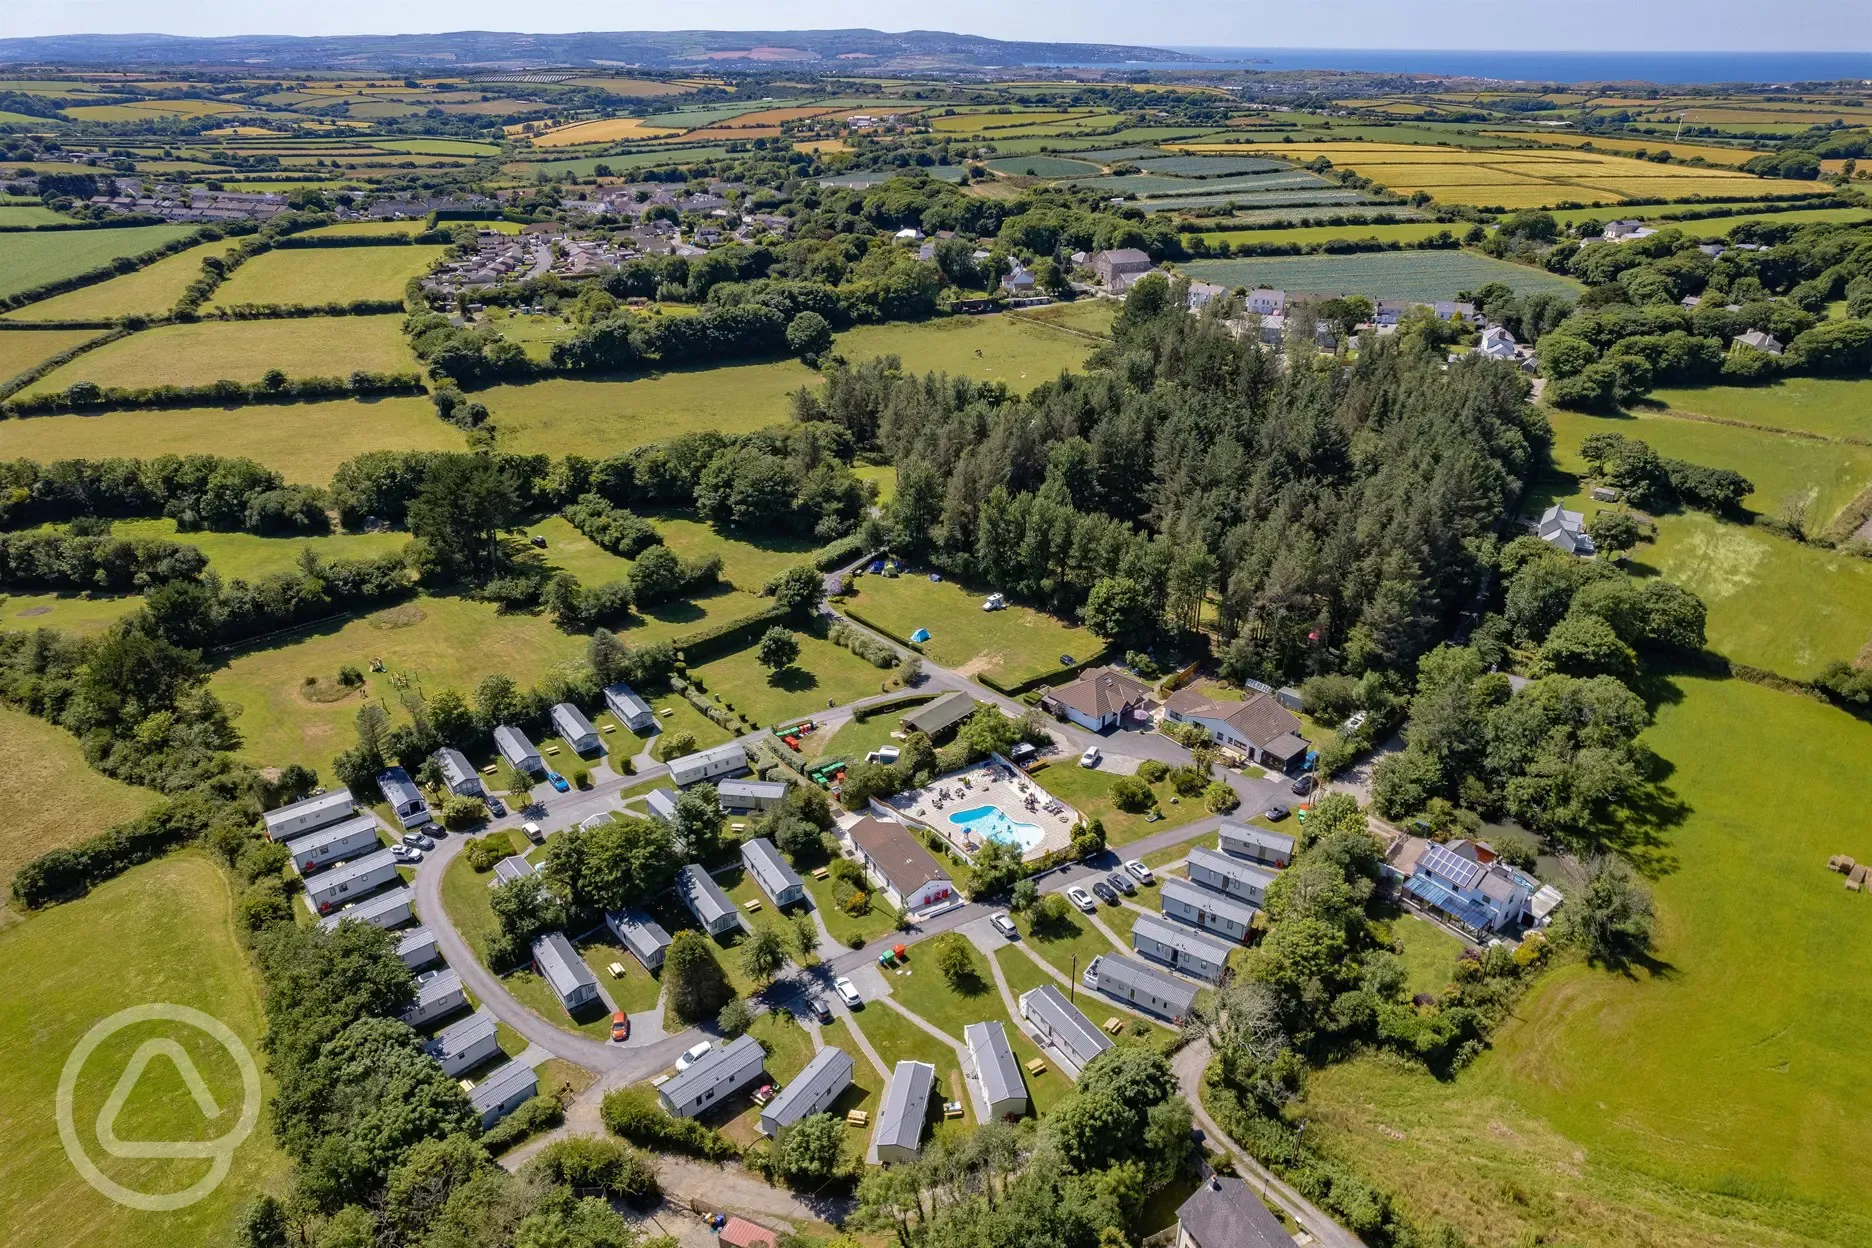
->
[438, 794, 487, 829]
[1136, 759, 1169, 784]
[479, 1094, 565, 1154]
[600, 1087, 739, 1161]
[718, 997, 754, 1037]
[1109, 776, 1155, 812]
[1203, 782, 1240, 814]
[524, 1136, 660, 1204]
[571, 766, 591, 789]
[463, 833, 517, 872]
[1169, 765, 1210, 797]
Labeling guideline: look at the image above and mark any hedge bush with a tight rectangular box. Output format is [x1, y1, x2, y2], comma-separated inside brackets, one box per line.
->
[599, 1086, 739, 1161]
[479, 1094, 564, 1155]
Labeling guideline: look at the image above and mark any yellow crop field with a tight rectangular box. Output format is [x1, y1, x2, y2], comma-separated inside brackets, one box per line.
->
[530, 116, 685, 147]
[1481, 131, 1766, 167]
[63, 99, 250, 121]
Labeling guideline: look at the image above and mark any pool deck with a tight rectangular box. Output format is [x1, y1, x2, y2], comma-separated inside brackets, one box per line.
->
[882, 754, 1077, 862]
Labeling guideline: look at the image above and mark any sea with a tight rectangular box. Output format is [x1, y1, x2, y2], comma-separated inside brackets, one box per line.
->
[1041, 47, 1872, 86]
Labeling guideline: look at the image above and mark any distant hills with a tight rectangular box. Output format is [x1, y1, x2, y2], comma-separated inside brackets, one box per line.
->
[0, 28, 1195, 71]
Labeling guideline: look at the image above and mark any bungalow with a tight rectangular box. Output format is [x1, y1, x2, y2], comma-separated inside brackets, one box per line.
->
[1186, 846, 1276, 908]
[401, 968, 466, 1027]
[469, 1059, 538, 1129]
[493, 725, 542, 775]
[676, 863, 742, 936]
[263, 788, 355, 842]
[491, 855, 536, 888]
[848, 817, 957, 914]
[1217, 821, 1294, 869]
[550, 702, 603, 754]
[1163, 688, 1308, 770]
[669, 741, 748, 786]
[396, 924, 441, 970]
[378, 767, 431, 829]
[288, 814, 382, 875]
[645, 787, 680, 823]
[874, 1060, 937, 1162]
[603, 681, 657, 731]
[435, 747, 482, 797]
[965, 1021, 1028, 1120]
[1404, 840, 1538, 935]
[1040, 665, 1153, 733]
[658, 1032, 766, 1118]
[1176, 1175, 1292, 1248]
[1091, 247, 1154, 290]
[605, 906, 672, 970]
[741, 837, 806, 907]
[1732, 328, 1784, 356]
[719, 779, 788, 813]
[427, 1007, 500, 1077]
[1083, 951, 1199, 1020]
[302, 848, 400, 915]
[1130, 912, 1234, 985]
[1160, 876, 1258, 943]
[760, 1045, 854, 1136]
[1535, 503, 1596, 557]
[532, 931, 600, 1012]
[899, 689, 979, 738]
[318, 885, 415, 933]
[1019, 984, 1113, 1072]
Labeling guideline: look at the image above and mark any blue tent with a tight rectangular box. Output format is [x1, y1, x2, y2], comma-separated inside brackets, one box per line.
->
[910, 628, 932, 643]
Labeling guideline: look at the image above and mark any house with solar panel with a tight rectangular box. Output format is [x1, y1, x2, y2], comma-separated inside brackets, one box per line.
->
[1402, 841, 1538, 936]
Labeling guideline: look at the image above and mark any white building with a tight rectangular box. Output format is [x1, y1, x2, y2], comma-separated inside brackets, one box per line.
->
[396, 924, 441, 969]
[1535, 503, 1596, 557]
[400, 968, 466, 1027]
[288, 814, 382, 875]
[263, 788, 355, 842]
[1217, 821, 1295, 869]
[741, 837, 806, 907]
[658, 1033, 766, 1118]
[434, 747, 482, 797]
[469, 1059, 538, 1128]
[668, 741, 749, 786]
[532, 931, 600, 1012]
[848, 817, 957, 914]
[302, 848, 400, 916]
[874, 1060, 936, 1162]
[965, 1021, 1028, 1121]
[550, 702, 603, 754]
[603, 681, 656, 731]
[378, 767, 431, 829]
[605, 906, 671, 970]
[1130, 912, 1234, 984]
[1186, 846, 1276, 908]
[494, 724, 542, 775]
[1019, 984, 1113, 1073]
[427, 1007, 500, 1077]
[1039, 664, 1153, 732]
[1084, 951, 1199, 1019]
[318, 884, 415, 933]
[1160, 876, 1258, 943]
[1162, 688, 1309, 770]
[676, 864, 741, 936]
[759, 1045, 853, 1136]
[719, 779, 789, 813]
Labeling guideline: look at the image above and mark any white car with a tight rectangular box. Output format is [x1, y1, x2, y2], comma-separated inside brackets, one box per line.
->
[1123, 859, 1154, 885]
[1066, 886, 1096, 913]
[390, 844, 422, 863]
[1079, 746, 1101, 768]
[834, 976, 862, 1008]
[990, 912, 1018, 939]
[675, 1041, 712, 1072]
[522, 821, 544, 844]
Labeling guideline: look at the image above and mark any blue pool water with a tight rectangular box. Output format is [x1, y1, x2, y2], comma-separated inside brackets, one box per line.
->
[948, 804, 1047, 854]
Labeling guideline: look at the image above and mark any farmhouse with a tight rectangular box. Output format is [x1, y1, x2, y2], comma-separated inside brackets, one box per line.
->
[847, 817, 957, 914]
[1732, 329, 1784, 356]
[719, 778, 788, 813]
[658, 1033, 767, 1118]
[759, 1045, 854, 1136]
[1083, 952, 1199, 1020]
[605, 906, 672, 970]
[1019, 984, 1113, 1072]
[1163, 688, 1308, 769]
[676, 863, 742, 936]
[603, 681, 656, 731]
[434, 747, 482, 797]
[1040, 665, 1153, 732]
[469, 1059, 538, 1129]
[263, 788, 355, 841]
[427, 1007, 500, 1077]
[1001, 264, 1036, 295]
[1091, 247, 1154, 290]
[669, 741, 749, 786]
[741, 837, 806, 907]
[377, 767, 431, 829]
[532, 931, 600, 1012]
[1535, 503, 1596, 557]
[491, 855, 536, 887]
[1130, 912, 1234, 985]
[396, 925, 440, 969]
[1186, 279, 1227, 310]
[318, 885, 415, 933]
[550, 702, 602, 754]
[964, 1021, 1029, 1121]
[494, 724, 542, 775]
[302, 848, 400, 915]
[1218, 820, 1295, 868]
[288, 814, 382, 874]
[1403, 840, 1538, 935]
[899, 690, 979, 739]
[401, 968, 466, 1027]
[1477, 325, 1519, 360]
[1160, 876, 1258, 943]
[874, 1060, 937, 1161]
[1176, 1175, 1292, 1248]
[1187, 846, 1276, 908]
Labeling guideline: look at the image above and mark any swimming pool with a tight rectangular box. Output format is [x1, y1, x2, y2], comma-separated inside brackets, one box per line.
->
[948, 804, 1047, 854]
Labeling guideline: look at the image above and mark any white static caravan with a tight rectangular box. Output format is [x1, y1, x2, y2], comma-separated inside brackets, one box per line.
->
[675, 864, 741, 936]
[427, 1007, 500, 1077]
[1018, 984, 1113, 1073]
[874, 1060, 937, 1162]
[605, 906, 672, 971]
[400, 968, 466, 1028]
[965, 1021, 1028, 1121]
[302, 848, 400, 915]
[396, 924, 441, 969]
[1130, 911, 1235, 985]
[377, 767, 431, 829]
[287, 814, 382, 875]
[741, 837, 806, 907]
[759, 1045, 854, 1136]
[434, 747, 483, 797]
[603, 681, 656, 732]
[469, 1059, 538, 1128]
[718, 779, 788, 813]
[263, 788, 355, 842]
[1186, 846, 1277, 908]
[1160, 876, 1258, 944]
[668, 741, 748, 787]
[1218, 820, 1295, 869]
[550, 702, 602, 754]
[531, 931, 600, 1012]
[493, 724, 542, 775]
[657, 1033, 766, 1118]
[317, 885, 415, 933]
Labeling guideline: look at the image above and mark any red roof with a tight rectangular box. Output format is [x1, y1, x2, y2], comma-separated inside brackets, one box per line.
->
[719, 1216, 779, 1248]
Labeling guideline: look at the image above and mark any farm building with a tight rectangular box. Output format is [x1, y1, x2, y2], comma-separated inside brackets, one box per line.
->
[288, 814, 382, 874]
[302, 848, 400, 915]
[469, 1059, 538, 1129]
[317, 885, 414, 933]
[263, 788, 355, 842]
[400, 968, 466, 1027]
[1018, 984, 1112, 1073]
[603, 681, 657, 731]
[669, 741, 749, 786]
[645, 787, 680, 823]
[531, 931, 600, 1012]
[1160, 876, 1258, 943]
[494, 724, 542, 775]
[847, 816, 957, 914]
[874, 1060, 936, 1162]
[605, 906, 672, 970]
[658, 1033, 766, 1118]
[741, 837, 806, 907]
[550, 702, 602, 754]
[1163, 689, 1308, 770]
[1040, 666, 1153, 732]
[1084, 952, 1199, 1020]
[759, 1045, 854, 1136]
[1176, 1175, 1291, 1248]
[1218, 821, 1295, 868]
[1130, 913, 1234, 985]
[719, 778, 788, 812]
[676, 863, 742, 936]
[434, 747, 482, 797]
[965, 1021, 1028, 1121]
[1187, 846, 1276, 908]
[491, 855, 536, 887]
[377, 767, 431, 829]
[396, 925, 440, 969]
[426, 1007, 500, 1077]
[899, 690, 979, 738]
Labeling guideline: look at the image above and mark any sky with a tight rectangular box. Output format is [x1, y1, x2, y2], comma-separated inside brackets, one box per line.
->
[1, 1, 1867, 51]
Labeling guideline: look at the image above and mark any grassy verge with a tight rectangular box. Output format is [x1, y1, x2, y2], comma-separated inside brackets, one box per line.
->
[0, 704, 156, 888]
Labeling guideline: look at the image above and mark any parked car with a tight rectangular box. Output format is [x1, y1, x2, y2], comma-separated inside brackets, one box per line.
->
[1263, 805, 1290, 822]
[990, 912, 1018, 939]
[1079, 746, 1101, 768]
[1290, 775, 1317, 796]
[1124, 859, 1154, 884]
[1066, 886, 1096, 913]
[485, 796, 506, 818]
[1091, 880, 1118, 905]
[547, 772, 570, 793]
[523, 821, 544, 844]
[401, 832, 425, 847]
[391, 845, 422, 863]
[834, 977, 862, 1008]
[1107, 870, 1136, 897]
[676, 1041, 712, 1072]
[530, 534, 548, 548]
[611, 1012, 630, 1043]
[811, 998, 834, 1024]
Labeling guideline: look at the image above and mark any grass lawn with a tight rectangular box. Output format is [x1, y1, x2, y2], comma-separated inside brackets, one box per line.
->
[891, 936, 1071, 1114]
[211, 596, 587, 772]
[812, 713, 903, 764]
[650, 514, 820, 593]
[843, 572, 1091, 684]
[853, 463, 896, 504]
[206, 244, 446, 307]
[0, 225, 200, 300]
[2, 240, 240, 323]
[688, 625, 903, 730]
[483, 359, 821, 460]
[481, 309, 576, 363]
[817, 1018, 886, 1120]
[0, 704, 156, 891]
[1390, 913, 1465, 998]
[500, 964, 615, 1042]
[0, 205, 73, 226]
[438, 851, 502, 962]
[575, 930, 663, 1015]
[1010, 906, 1123, 985]
[0, 589, 143, 634]
[1009, 299, 1116, 338]
[1299, 675, 1872, 1248]
[112, 517, 407, 581]
[0, 396, 464, 487]
[0, 854, 288, 1248]
[834, 314, 1096, 393]
[1646, 379, 1872, 445]
[1027, 760, 1214, 849]
[1140, 830, 1218, 871]
[0, 328, 106, 380]
[516, 516, 634, 584]
[23, 316, 416, 397]
[629, 695, 733, 762]
[801, 867, 901, 949]
[996, 941, 1174, 1055]
[849, 1004, 973, 1127]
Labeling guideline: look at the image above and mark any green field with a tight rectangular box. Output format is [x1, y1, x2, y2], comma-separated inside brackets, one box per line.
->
[3, 240, 240, 323]
[0, 226, 200, 300]
[1390, 913, 1466, 998]
[1, 589, 143, 634]
[1196, 221, 1466, 249]
[985, 155, 1105, 177]
[843, 573, 1092, 685]
[206, 245, 444, 308]
[1543, 204, 1872, 233]
[1008, 905, 1123, 986]
[0, 395, 463, 487]
[0, 854, 288, 1248]
[0, 704, 155, 888]
[1009, 300, 1116, 338]
[0, 328, 104, 381]
[1182, 249, 1583, 300]
[23, 317, 417, 396]
[111, 518, 409, 582]
[0, 205, 75, 227]
[298, 220, 425, 237]
[836, 315, 1097, 391]
[688, 624, 902, 730]
[649, 514, 819, 593]
[1300, 676, 1872, 1248]
[1647, 379, 1872, 445]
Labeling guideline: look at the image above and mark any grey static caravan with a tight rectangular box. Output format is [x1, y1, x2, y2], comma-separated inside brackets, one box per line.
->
[605, 906, 672, 970]
[668, 741, 749, 787]
[468, 1059, 538, 1128]
[302, 848, 400, 915]
[317, 884, 415, 933]
[603, 681, 656, 732]
[1186, 846, 1276, 908]
[1160, 876, 1258, 944]
[675, 864, 741, 936]
[288, 814, 382, 875]
[718, 778, 788, 813]
[395, 924, 441, 969]
[434, 747, 483, 797]
[550, 702, 603, 754]
[400, 968, 466, 1028]
[377, 767, 431, 829]
[263, 788, 355, 842]
[1218, 820, 1295, 869]
[493, 724, 542, 775]
[426, 1007, 500, 1077]
[531, 931, 600, 1012]
[965, 1021, 1028, 1121]
[874, 1060, 937, 1162]
[759, 1045, 853, 1136]
[657, 1033, 766, 1118]
[491, 855, 536, 887]
[1130, 911, 1235, 985]
[1018, 984, 1113, 1073]
[1083, 951, 1198, 1021]
[740, 837, 805, 907]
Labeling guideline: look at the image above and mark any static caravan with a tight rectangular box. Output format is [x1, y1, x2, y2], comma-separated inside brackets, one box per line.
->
[493, 725, 542, 776]
[668, 741, 748, 787]
[874, 1060, 937, 1162]
[434, 747, 483, 797]
[1186, 846, 1276, 908]
[657, 1033, 766, 1118]
[1084, 952, 1198, 1021]
[1160, 877, 1258, 944]
[603, 681, 656, 732]
[965, 1021, 1028, 1121]
[1019, 984, 1113, 1073]
[741, 837, 806, 908]
[550, 702, 602, 754]
[469, 1059, 538, 1128]
[377, 767, 431, 829]
[718, 779, 788, 813]
[605, 907, 672, 971]
[400, 968, 466, 1028]
[263, 788, 355, 842]
[427, 1007, 500, 1077]
[531, 931, 599, 1012]
[675, 864, 741, 936]
[303, 848, 400, 915]
[288, 814, 382, 875]
[759, 1046, 854, 1136]
[1131, 912, 1234, 985]
[395, 924, 441, 969]
[1218, 821, 1295, 869]
[317, 885, 415, 933]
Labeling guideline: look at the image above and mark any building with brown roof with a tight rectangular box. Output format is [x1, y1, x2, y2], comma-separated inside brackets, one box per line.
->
[847, 817, 957, 913]
[1040, 665, 1154, 732]
[1163, 687, 1308, 769]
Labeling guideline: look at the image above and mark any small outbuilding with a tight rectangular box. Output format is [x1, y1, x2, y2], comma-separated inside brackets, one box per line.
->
[741, 837, 806, 907]
[491, 855, 536, 887]
[645, 787, 680, 823]
[899, 690, 978, 738]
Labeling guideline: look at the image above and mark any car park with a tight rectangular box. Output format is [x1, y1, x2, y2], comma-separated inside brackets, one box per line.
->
[834, 977, 862, 1008]
[1107, 870, 1136, 897]
[548, 772, 569, 792]
[990, 912, 1019, 939]
[1124, 859, 1153, 884]
[1091, 880, 1118, 905]
[676, 1041, 712, 1071]
[1263, 805, 1290, 821]
[1067, 886, 1096, 912]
